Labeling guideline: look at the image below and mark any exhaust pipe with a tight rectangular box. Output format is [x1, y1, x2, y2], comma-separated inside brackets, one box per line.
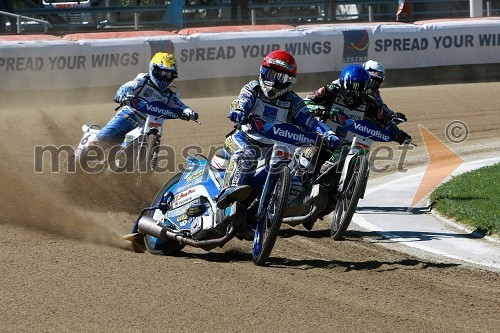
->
[282, 205, 320, 227]
[138, 216, 236, 250]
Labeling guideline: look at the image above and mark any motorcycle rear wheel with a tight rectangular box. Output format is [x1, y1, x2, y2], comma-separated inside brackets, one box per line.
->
[252, 167, 291, 266]
[144, 173, 186, 255]
[330, 155, 369, 240]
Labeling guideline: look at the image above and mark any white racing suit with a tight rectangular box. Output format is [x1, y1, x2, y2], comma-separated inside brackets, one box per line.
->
[222, 80, 337, 188]
[97, 73, 194, 145]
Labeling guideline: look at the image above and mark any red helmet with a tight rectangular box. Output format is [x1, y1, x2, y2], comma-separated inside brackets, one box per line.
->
[261, 50, 297, 76]
[259, 50, 297, 99]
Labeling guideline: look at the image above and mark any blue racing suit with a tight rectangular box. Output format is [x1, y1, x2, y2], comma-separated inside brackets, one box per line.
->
[97, 73, 195, 145]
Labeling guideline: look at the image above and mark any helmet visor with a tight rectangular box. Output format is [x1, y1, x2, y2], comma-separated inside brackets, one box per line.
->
[370, 78, 382, 90]
[261, 66, 296, 88]
[153, 68, 176, 82]
[368, 70, 384, 90]
[343, 89, 366, 107]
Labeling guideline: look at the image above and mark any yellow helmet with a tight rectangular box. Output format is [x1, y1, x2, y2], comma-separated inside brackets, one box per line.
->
[149, 52, 178, 91]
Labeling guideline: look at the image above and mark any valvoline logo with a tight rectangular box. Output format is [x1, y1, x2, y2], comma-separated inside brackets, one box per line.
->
[337, 114, 347, 126]
[130, 99, 142, 109]
[342, 30, 369, 63]
[352, 122, 391, 141]
[254, 119, 265, 131]
[130, 99, 181, 119]
[253, 119, 273, 133]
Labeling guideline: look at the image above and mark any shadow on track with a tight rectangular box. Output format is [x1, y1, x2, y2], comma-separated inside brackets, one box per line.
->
[265, 257, 460, 271]
[140, 245, 460, 271]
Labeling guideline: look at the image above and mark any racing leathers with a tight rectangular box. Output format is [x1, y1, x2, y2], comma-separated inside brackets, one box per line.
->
[96, 73, 197, 145]
[368, 85, 408, 123]
[304, 80, 411, 145]
[222, 80, 340, 188]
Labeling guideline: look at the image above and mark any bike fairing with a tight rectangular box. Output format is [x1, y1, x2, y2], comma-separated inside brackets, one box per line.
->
[138, 155, 224, 239]
[131, 119, 319, 257]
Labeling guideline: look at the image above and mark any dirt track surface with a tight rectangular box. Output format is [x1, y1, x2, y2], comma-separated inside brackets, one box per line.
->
[1, 83, 499, 332]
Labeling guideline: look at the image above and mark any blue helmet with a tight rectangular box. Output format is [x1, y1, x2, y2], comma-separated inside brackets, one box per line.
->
[338, 64, 370, 108]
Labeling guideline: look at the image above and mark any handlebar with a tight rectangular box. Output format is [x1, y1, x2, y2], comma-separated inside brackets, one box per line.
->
[404, 139, 417, 147]
[180, 113, 201, 124]
[114, 96, 200, 124]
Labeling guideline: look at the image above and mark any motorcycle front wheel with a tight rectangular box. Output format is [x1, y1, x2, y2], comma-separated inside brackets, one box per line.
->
[143, 173, 186, 255]
[330, 155, 369, 240]
[252, 167, 291, 266]
[136, 133, 158, 173]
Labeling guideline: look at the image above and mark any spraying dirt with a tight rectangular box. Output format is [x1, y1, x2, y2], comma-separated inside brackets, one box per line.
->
[0, 82, 499, 332]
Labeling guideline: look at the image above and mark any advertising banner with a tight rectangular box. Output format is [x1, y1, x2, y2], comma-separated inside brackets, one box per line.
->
[1, 19, 499, 91]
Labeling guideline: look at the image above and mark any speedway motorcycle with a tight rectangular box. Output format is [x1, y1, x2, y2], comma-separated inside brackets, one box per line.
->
[124, 116, 320, 266]
[254, 109, 415, 241]
[319, 111, 414, 239]
[70, 96, 198, 173]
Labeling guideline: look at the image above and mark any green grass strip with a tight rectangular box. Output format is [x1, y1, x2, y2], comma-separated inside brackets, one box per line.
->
[430, 163, 500, 235]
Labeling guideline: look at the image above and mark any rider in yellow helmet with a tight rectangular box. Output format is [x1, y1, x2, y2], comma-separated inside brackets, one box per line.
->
[96, 52, 198, 145]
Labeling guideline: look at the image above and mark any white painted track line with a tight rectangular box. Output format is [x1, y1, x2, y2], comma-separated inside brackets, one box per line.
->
[352, 157, 500, 272]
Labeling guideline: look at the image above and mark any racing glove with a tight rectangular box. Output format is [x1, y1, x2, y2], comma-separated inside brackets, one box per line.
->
[395, 131, 412, 145]
[229, 110, 246, 124]
[114, 94, 129, 104]
[182, 108, 199, 121]
[393, 112, 407, 123]
[324, 131, 340, 151]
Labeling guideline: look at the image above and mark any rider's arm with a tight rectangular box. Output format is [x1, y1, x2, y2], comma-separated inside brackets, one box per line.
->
[304, 82, 338, 117]
[114, 74, 146, 103]
[294, 102, 340, 150]
[230, 81, 258, 116]
[372, 89, 399, 117]
[291, 96, 334, 134]
[392, 124, 412, 144]
[364, 97, 396, 129]
[166, 90, 198, 120]
[295, 106, 332, 134]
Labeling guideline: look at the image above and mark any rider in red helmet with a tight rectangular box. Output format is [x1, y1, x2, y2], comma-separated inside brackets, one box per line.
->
[216, 50, 340, 214]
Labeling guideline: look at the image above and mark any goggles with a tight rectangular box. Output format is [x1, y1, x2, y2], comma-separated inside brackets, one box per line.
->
[153, 67, 176, 82]
[368, 70, 384, 90]
[260, 66, 296, 88]
[370, 79, 382, 90]
[343, 89, 367, 103]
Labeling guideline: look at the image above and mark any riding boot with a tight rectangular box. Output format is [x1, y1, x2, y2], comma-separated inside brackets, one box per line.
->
[216, 185, 252, 209]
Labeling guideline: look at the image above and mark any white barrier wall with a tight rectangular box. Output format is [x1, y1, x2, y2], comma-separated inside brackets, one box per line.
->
[1, 19, 499, 91]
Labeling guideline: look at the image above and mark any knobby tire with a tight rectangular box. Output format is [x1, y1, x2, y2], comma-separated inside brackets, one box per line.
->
[252, 167, 291, 266]
[330, 155, 369, 240]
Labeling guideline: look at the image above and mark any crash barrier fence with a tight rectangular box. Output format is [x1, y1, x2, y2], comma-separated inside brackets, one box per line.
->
[2, 0, 499, 33]
[0, 11, 51, 33]
[2, 18, 500, 94]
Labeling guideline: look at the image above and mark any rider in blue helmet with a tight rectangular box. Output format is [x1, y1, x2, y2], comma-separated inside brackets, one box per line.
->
[302, 63, 412, 230]
[305, 63, 411, 143]
[338, 64, 371, 109]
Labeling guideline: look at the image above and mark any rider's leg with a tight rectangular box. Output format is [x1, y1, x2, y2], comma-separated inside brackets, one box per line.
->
[96, 108, 139, 146]
[217, 132, 260, 209]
